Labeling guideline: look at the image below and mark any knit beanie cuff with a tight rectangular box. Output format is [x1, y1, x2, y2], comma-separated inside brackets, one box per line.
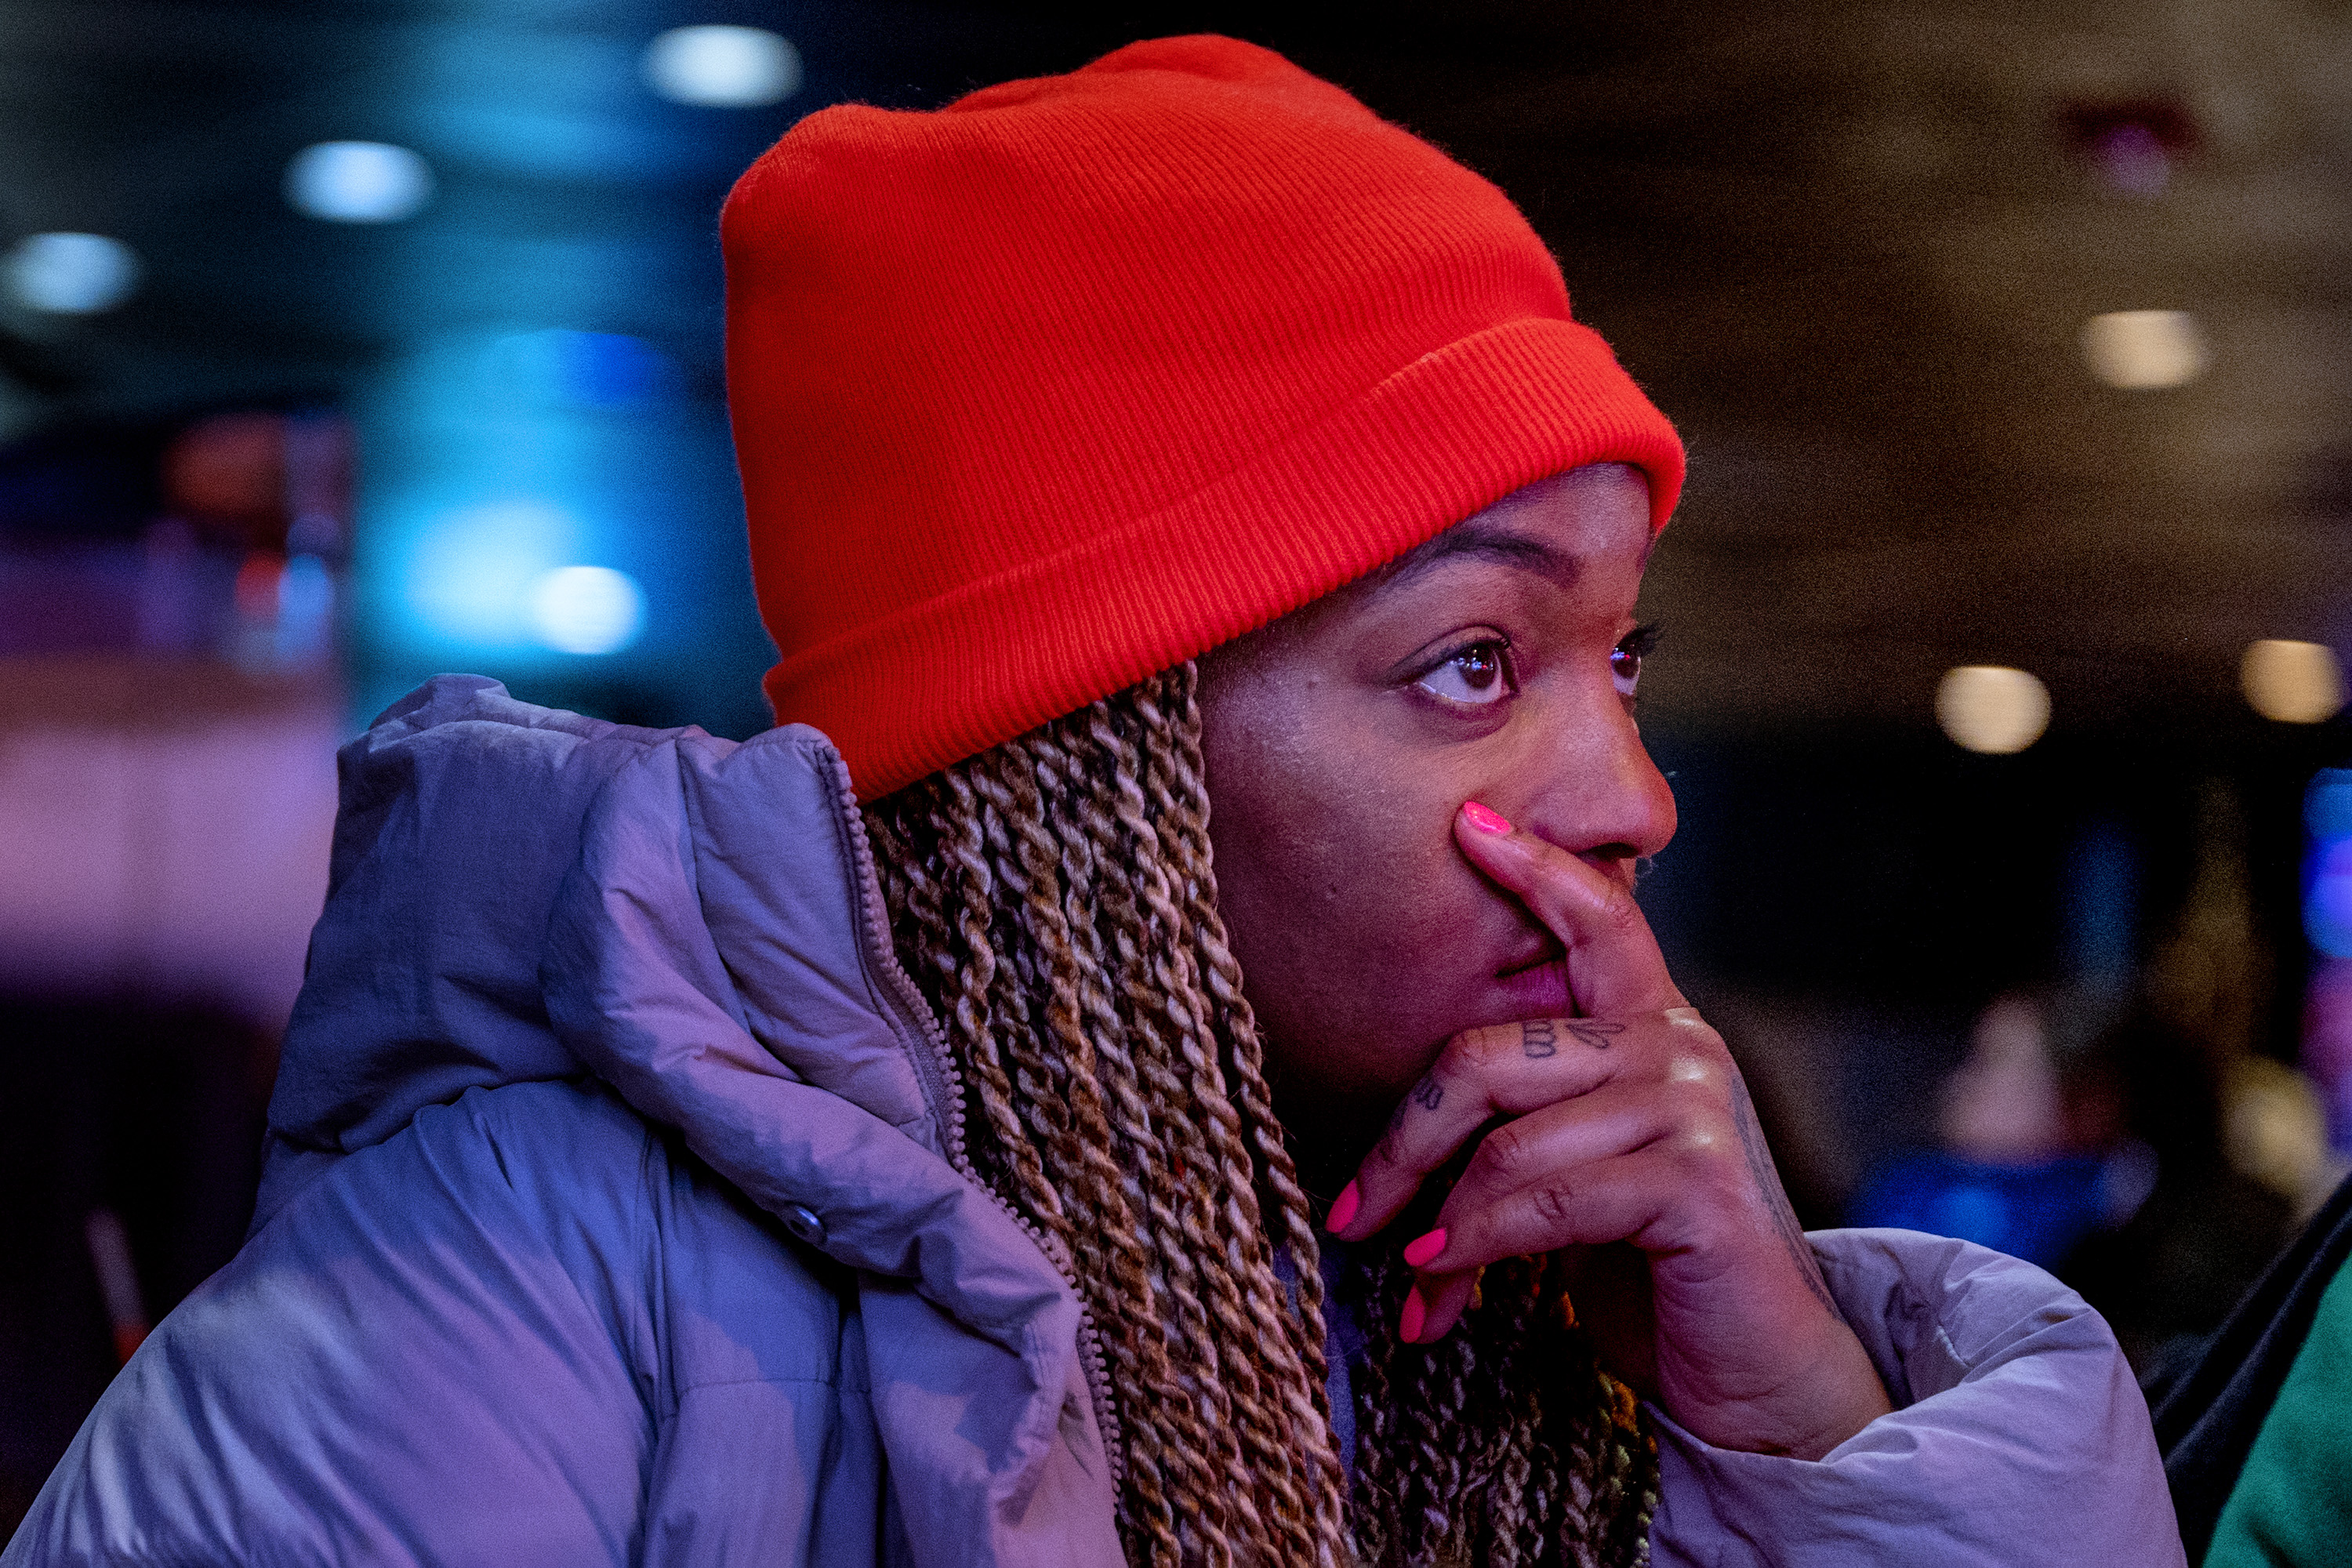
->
[764, 314, 1682, 801]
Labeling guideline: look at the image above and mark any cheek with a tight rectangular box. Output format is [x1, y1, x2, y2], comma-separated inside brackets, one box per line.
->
[1206, 745, 1483, 1080]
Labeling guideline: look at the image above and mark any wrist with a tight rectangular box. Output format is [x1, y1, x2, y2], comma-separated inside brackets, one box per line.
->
[1769, 1319, 1894, 1458]
[1657, 1305, 1894, 1459]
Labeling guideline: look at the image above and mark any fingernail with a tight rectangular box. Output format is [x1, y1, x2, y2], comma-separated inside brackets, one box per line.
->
[1402, 1227, 1447, 1269]
[1461, 800, 1512, 835]
[1327, 1181, 1360, 1234]
[1399, 1285, 1427, 1344]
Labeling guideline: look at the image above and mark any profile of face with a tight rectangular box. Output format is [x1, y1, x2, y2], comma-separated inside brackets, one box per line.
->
[1196, 463, 1675, 1169]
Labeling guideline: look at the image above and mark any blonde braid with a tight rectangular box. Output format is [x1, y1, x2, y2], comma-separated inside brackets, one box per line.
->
[990, 742, 1199, 1562]
[863, 666, 1657, 1568]
[929, 774, 1064, 1225]
[1094, 681, 1327, 1561]
[1033, 730, 1240, 1563]
[1083, 697, 1289, 1557]
[1144, 670, 1350, 1552]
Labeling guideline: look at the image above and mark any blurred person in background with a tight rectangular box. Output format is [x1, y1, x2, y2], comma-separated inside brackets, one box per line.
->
[5, 38, 2181, 1568]
[1851, 992, 2120, 1270]
[1851, 986, 2305, 1373]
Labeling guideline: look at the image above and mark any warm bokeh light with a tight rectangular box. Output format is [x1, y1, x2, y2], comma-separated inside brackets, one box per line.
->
[1936, 666, 2050, 754]
[2080, 309, 2209, 390]
[4, 232, 140, 314]
[2241, 639, 2346, 724]
[528, 565, 645, 655]
[284, 141, 434, 223]
[642, 25, 801, 107]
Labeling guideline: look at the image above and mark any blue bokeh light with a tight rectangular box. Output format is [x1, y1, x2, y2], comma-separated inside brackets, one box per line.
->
[528, 565, 644, 655]
[5, 232, 141, 314]
[285, 142, 435, 223]
[391, 499, 582, 650]
[2306, 770, 2352, 958]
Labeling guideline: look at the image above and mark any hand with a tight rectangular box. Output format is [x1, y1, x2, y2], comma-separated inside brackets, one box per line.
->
[1327, 800, 1893, 1460]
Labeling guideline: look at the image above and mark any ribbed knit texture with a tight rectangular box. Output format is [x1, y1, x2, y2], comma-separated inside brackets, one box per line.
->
[724, 34, 1684, 800]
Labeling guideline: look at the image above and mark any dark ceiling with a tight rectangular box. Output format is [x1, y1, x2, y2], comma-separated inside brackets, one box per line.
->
[4, 0, 2350, 743]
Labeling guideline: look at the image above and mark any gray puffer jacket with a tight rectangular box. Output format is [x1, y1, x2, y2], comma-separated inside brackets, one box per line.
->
[5, 677, 2183, 1566]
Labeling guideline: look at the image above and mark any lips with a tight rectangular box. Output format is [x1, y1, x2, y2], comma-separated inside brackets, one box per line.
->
[1494, 949, 1571, 1017]
[1496, 940, 1566, 981]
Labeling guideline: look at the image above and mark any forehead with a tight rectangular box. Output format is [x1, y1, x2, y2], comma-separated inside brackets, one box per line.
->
[1385, 463, 1650, 579]
[1325, 462, 1651, 617]
[1211, 463, 1652, 669]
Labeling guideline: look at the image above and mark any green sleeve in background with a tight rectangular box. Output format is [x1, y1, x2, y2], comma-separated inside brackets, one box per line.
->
[2206, 1256, 2352, 1567]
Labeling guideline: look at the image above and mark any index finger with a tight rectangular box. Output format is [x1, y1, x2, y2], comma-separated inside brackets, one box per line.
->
[1454, 801, 1685, 1018]
[1331, 1015, 1628, 1241]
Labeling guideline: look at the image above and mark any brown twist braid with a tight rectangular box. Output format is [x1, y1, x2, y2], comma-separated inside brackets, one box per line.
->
[1071, 692, 1294, 1557]
[862, 666, 1658, 1568]
[993, 742, 1199, 1563]
[1031, 728, 1241, 1563]
[1088, 681, 1327, 1561]
[1142, 671, 1351, 1552]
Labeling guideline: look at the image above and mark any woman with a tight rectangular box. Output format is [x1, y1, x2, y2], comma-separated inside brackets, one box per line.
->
[8, 35, 2176, 1568]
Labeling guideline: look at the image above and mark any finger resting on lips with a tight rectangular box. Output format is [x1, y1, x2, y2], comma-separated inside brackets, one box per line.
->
[1453, 802, 1685, 1016]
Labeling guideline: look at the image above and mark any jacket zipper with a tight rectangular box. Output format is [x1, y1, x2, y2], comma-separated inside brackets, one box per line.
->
[825, 756, 1127, 1487]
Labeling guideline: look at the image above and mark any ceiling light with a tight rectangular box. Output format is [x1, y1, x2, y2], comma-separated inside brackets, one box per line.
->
[643, 25, 800, 107]
[4, 232, 140, 314]
[1936, 666, 2050, 754]
[285, 142, 434, 223]
[2242, 640, 2345, 724]
[529, 565, 645, 655]
[2081, 310, 2208, 390]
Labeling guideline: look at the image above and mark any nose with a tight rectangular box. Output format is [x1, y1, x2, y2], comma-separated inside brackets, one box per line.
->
[1516, 693, 1677, 878]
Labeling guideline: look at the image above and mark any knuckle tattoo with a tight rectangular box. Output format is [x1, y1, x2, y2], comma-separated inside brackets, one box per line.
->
[1519, 1018, 1620, 1061]
[1565, 1020, 1624, 1051]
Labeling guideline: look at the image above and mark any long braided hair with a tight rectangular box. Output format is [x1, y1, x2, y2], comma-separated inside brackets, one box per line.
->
[862, 662, 1659, 1567]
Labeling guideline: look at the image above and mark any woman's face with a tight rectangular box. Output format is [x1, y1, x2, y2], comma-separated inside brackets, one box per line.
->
[1196, 463, 1675, 1167]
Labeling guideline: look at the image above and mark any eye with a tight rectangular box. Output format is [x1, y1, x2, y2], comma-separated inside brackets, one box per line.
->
[1416, 639, 1514, 706]
[1612, 622, 1662, 699]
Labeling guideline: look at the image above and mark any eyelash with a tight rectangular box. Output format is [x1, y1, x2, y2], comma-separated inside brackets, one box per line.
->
[1613, 622, 1662, 706]
[1411, 623, 1664, 711]
[1413, 636, 1516, 709]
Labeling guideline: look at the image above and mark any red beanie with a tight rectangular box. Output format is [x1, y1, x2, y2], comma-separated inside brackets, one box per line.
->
[724, 34, 1683, 800]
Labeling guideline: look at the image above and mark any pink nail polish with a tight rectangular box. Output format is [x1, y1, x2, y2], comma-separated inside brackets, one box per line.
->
[1461, 800, 1512, 835]
[1327, 1181, 1360, 1234]
[1403, 1227, 1447, 1268]
[1399, 1286, 1427, 1344]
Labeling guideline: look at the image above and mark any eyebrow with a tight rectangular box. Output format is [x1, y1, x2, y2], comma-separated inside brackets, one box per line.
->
[1373, 520, 1583, 594]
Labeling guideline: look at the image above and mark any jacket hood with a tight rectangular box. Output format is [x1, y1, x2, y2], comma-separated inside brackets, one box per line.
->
[261, 675, 1091, 1367]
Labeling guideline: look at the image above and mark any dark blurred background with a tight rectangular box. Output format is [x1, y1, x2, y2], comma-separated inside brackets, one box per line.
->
[6, 0, 2352, 1532]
